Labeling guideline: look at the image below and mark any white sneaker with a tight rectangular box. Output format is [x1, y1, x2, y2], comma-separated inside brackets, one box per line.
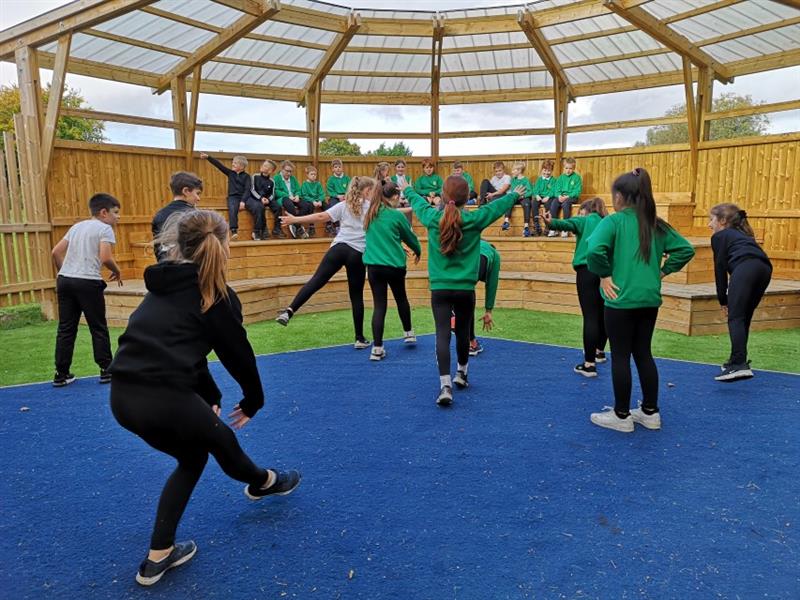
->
[353, 338, 371, 350]
[547, 230, 557, 237]
[590, 408, 634, 432]
[369, 347, 386, 361]
[403, 331, 417, 344]
[630, 406, 661, 430]
[560, 231, 569, 238]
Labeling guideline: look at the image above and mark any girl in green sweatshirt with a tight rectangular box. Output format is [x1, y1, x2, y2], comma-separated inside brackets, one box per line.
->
[400, 176, 524, 406]
[363, 180, 422, 361]
[544, 197, 609, 378]
[585, 168, 695, 433]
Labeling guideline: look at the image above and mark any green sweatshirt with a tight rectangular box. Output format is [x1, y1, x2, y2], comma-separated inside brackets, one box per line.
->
[586, 208, 695, 309]
[414, 174, 444, 198]
[532, 175, 557, 199]
[479, 240, 501, 310]
[461, 172, 475, 193]
[391, 174, 414, 198]
[549, 212, 603, 269]
[274, 174, 300, 203]
[555, 172, 582, 199]
[326, 174, 351, 198]
[300, 180, 325, 203]
[408, 187, 519, 291]
[363, 205, 422, 269]
[510, 176, 533, 198]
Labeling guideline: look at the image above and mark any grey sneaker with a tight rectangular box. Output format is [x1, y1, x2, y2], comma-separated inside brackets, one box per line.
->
[590, 408, 634, 433]
[715, 363, 754, 382]
[453, 370, 469, 389]
[354, 338, 371, 350]
[403, 331, 417, 344]
[630, 404, 661, 430]
[370, 347, 386, 361]
[437, 385, 453, 406]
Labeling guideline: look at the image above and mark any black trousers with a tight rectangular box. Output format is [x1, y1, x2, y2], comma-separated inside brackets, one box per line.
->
[605, 306, 659, 416]
[504, 197, 533, 222]
[282, 198, 313, 217]
[727, 258, 772, 365]
[431, 289, 475, 376]
[243, 197, 266, 232]
[367, 264, 412, 346]
[54, 275, 111, 374]
[575, 266, 607, 363]
[289, 243, 366, 340]
[227, 195, 241, 231]
[548, 197, 576, 219]
[110, 378, 267, 550]
[478, 180, 496, 205]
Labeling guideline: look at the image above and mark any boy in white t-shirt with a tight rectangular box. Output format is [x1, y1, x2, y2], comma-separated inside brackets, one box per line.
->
[478, 161, 511, 205]
[51, 193, 122, 387]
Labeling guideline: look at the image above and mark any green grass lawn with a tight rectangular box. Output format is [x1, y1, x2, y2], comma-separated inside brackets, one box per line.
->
[1, 308, 798, 387]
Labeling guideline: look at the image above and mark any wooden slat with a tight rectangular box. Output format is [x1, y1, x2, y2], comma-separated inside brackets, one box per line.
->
[170, 76, 187, 150]
[60, 107, 178, 129]
[567, 115, 685, 133]
[41, 33, 71, 182]
[186, 66, 201, 169]
[197, 123, 308, 138]
[704, 99, 800, 121]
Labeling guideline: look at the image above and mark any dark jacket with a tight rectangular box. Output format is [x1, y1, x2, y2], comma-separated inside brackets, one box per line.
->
[711, 228, 772, 306]
[252, 173, 274, 202]
[151, 199, 195, 262]
[109, 262, 264, 417]
[206, 155, 251, 202]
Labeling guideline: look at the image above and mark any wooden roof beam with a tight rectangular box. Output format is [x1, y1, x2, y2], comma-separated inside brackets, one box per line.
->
[518, 9, 575, 101]
[154, 0, 281, 94]
[210, 0, 269, 16]
[603, 0, 734, 83]
[298, 11, 361, 106]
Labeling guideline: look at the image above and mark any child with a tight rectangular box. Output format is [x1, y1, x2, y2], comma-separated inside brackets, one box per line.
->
[414, 158, 444, 206]
[152, 171, 203, 260]
[550, 157, 582, 237]
[543, 197, 609, 377]
[277, 177, 375, 349]
[252, 159, 284, 239]
[391, 159, 413, 206]
[274, 160, 311, 239]
[200, 153, 252, 240]
[109, 210, 300, 587]
[363, 180, 422, 361]
[586, 168, 695, 433]
[501, 162, 534, 236]
[51, 193, 122, 387]
[532, 159, 557, 236]
[400, 176, 525, 406]
[326, 158, 351, 235]
[479, 161, 511, 205]
[300, 165, 326, 238]
[373, 161, 390, 185]
[709, 203, 772, 382]
[452, 161, 478, 204]
[468, 239, 500, 356]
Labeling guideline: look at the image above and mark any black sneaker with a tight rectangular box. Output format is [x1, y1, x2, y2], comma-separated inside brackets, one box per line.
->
[308, 225, 316, 238]
[99, 369, 111, 384]
[289, 224, 299, 239]
[453, 370, 469, 389]
[272, 227, 285, 239]
[53, 372, 76, 387]
[595, 351, 607, 364]
[276, 309, 292, 326]
[437, 385, 453, 406]
[574, 363, 597, 378]
[245, 469, 301, 500]
[135, 541, 197, 586]
[715, 363, 754, 382]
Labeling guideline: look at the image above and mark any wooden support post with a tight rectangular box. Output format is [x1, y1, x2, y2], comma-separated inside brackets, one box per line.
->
[553, 81, 568, 168]
[696, 67, 714, 142]
[14, 47, 46, 223]
[305, 83, 321, 168]
[185, 67, 201, 169]
[171, 76, 187, 150]
[682, 57, 699, 197]
[41, 33, 71, 181]
[431, 15, 444, 164]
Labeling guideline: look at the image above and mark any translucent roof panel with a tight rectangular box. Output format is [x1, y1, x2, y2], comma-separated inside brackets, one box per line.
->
[52, 32, 182, 74]
[152, 0, 245, 28]
[554, 30, 665, 65]
[705, 28, 800, 63]
[93, 11, 216, 53]
[442, 72, 551, 94]
[566, 54, 682, 84]
[542, 14, 631, 44]
[203, 62, 309, 88]
[257, 21, 338, 45]
[443, 49, 544, 73]
[335, 52, 431, 73]
[349, 35, 430, 52]
[323, 76, 430, 94]
[669, 3, 795, 43]
[221, 38, 324, 70]
[443, 31, 529, 52]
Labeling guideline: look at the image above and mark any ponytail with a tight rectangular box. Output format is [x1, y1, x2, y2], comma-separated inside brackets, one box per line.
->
[579, 197, 608, 217]
[611, 167, 670, 263]
[439, 176, 469, 256]
[364, 180, 399, 231]
[173, 210, 230, 312]
[344, 175, 375, 218]
[710, 202, 755, 238]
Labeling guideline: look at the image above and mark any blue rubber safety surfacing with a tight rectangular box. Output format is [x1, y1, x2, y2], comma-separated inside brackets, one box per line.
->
[1, 336, 798, 600]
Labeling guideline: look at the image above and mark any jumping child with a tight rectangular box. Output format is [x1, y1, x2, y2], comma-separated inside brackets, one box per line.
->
[108, 210, 300, 586]
[586, 168, 695, 432]
[709, 203, 772, 382]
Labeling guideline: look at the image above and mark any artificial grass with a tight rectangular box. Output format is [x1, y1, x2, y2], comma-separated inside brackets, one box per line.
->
[0, 308, 797, 387]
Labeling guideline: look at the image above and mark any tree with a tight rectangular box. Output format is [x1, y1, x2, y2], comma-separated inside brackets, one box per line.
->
[0, 84, 105, 150]
[365, 141, 413, 156]
[636, 93, 769, 146]
[319, 138, 361, 156]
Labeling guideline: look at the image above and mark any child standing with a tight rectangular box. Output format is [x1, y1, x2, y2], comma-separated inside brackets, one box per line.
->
[326, 158, 351, 235]
[709, 203, 772, 382]
[586, 168, 695, 432]
[275, 160, 311, 239]
[401, 177, 524, 406]
[550, 157, 582, 237]
[501, 162, 534, 236]
[252, 159, 284, 239]
[543, 197, 609, 377]
[109, 210, 300, 586]
[363, 180, 422, 361]
[414, 159, 444, 206]
[152, 172, 203, 261]
[277, 177, 375, 349]
[51, 193, 122, 387]
[300, 165, 326, 238]
[200, 153, 252, 240]
[468, 239, 501, 356]
[452, 161, 478, 204]
[532, 159, 557, 236]
[479, 161, 512, 205]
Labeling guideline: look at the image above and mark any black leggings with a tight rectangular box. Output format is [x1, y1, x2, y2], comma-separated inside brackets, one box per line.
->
[431, 289, 475, 376]
[504, 197, 533, 222]
[548, 197, 575, 219]
[367, 264, 412, 346]
[604, 306, 659, 416]
[289, 243, 365, 340]
[575, 266, 607, 363]
[727, 258, 772, 365]
[110, 378, 268, 550]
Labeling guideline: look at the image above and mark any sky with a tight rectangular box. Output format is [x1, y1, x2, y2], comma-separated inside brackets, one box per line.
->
[1, 0, 798, 156]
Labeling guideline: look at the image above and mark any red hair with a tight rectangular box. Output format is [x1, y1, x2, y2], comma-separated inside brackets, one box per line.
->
[439, 176, 469, 256]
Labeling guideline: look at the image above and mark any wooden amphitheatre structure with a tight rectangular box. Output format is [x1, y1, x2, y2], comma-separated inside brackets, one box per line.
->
[0, 0, 798, 336]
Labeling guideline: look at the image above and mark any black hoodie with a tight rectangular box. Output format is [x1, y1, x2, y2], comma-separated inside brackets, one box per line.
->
[109, 262, 264, 417]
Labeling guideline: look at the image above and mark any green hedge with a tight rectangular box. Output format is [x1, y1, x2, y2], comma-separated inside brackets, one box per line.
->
[0, 304, 45, 330]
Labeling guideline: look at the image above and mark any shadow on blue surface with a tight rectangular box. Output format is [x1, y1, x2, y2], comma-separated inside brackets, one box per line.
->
[1, 336, 798, 599]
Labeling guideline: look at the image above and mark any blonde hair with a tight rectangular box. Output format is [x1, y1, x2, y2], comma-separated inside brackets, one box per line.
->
[232, 156, 248, 168]
[563, 157, 576, 167]
[344, 176, 375, 218]
[280, 160, 294, 170]
[262, 159, 276, 170]
[331, 159, 343, 167]
[365, 180, 399, 231]
[513, 161, 526, 174]
[304, 165, 317, 175]
[374, 161, 390, 180]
